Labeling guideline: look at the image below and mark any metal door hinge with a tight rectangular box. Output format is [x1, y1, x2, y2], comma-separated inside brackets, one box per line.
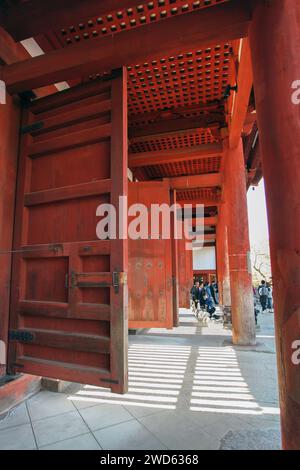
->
[9, 330, 34, 343]
[20, 121, 44, 135]
[112, 271, 127, 294]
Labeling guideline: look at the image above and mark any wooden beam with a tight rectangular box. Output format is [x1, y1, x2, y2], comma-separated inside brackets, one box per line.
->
[0, 26, 57, 97]
[193, 234, 217, 242]
[130, 127, 221, 146]
[192, 216, 218, 226]
[129, 102, 225, 126]
[229, 38, 253, 149]
[129, 119, 220, 139]
[0, 26, 28, 64]
[168, 173, 223, 190]
[129, 143, 223, 168]
[0, 0, 252, 94]
[177, 199, 221, 207]
[0, 0, 144, 42]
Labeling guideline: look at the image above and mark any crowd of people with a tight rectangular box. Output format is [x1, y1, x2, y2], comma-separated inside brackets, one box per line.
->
[190, 277, 273, 325]
[190, 280, 219, 320]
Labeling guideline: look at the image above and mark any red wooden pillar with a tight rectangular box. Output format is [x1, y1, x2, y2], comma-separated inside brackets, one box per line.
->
[216, 202, 231, 307]
[249, 0, 300, 450]
[178, 236, 193, 309]
[225, 139, 256, 345]
[171, 190, 180, 326]
[216, 231, 224, 305]
[0, 94, 20, 376]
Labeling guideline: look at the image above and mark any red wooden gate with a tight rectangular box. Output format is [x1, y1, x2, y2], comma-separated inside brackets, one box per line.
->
[128, 180, 173, 329]
[8, 70, 128, 392]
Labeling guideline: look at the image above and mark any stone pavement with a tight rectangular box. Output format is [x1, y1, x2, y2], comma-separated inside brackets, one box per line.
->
[0, 309, 281, 450]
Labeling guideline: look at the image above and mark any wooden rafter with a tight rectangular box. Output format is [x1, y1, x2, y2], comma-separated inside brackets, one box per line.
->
[192, 216, 218, 226]
[0, 26, 57, 97]
[129, 143, 223, 168]
[168, 173, 223, 190]
[129, 118, 220, 139]
[229, 38, 253, 149]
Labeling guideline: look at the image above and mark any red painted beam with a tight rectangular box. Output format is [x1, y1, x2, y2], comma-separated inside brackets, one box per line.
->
[177, 199, 221, 207]
[130, 127, 221, 146]
[193, 233, 217, 243]
[0, 26, 57, 97]
[191, 216, 218, 226]
[168, 173, 223, 190]
[129, 119, 220, 139]
[229, 38, 253, 149]
[0, 0, 252, 93]
[0, 0, 145, 42]
[129, 143, 223, 168]
[129, 102, 225, 127]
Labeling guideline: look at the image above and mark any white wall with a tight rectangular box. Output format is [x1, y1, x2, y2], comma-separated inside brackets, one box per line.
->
[193, 246, 216, 271]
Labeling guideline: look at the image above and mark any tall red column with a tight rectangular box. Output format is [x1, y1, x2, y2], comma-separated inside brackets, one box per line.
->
[216, 227, 224, 305]
[178, 236, 193, 309]
[171, 190, 180, 327]
[225, 139, 256, 346]
[249, 0, 300, 450]
[216, 202, 231, 307]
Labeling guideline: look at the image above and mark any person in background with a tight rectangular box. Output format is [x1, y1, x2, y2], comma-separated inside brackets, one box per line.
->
[204, 282, 216, 318]
[266, 282, 273, 312]
[214, 282, 219, 304]
[199, 282, 206, 310]
[258, 279, 268, 312]
[209, 281, 218, 305]
[191, 281, 201, 313]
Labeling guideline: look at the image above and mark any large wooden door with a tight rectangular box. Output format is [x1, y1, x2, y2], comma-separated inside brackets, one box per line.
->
[128, 180, 173, 329]
[8, 70, 128, 392]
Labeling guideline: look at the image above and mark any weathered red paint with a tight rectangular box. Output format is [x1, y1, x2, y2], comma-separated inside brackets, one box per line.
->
[249, 0, 300, 450]
[225, 139, 256, 345]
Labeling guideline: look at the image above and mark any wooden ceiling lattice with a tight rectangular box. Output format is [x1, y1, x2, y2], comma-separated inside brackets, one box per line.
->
[130, 128, 218, 153]
[56, 0, 230, 47]
[132, 155, 221, 180]
[127, 43, 233, 115]
[43, 0, 234, 115]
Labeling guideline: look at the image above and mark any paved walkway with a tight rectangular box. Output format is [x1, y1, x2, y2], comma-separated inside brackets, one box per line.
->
[0, 309, 281, 450]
